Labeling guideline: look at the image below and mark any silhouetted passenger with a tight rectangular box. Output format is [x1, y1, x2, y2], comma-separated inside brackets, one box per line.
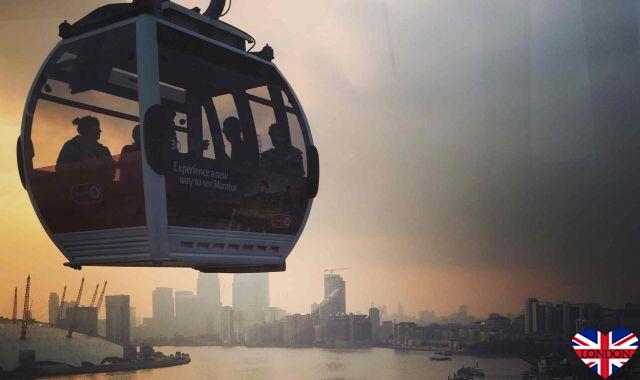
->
[121, 125, 141, 156]
[56, 116, 115, 179]
[119, 125, 141, 183]
[223, 117, 251, 166]
[259, 123, 304, 177]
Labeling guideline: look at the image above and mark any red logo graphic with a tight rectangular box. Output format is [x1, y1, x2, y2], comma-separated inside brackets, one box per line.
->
[272, 213, 292, 229]
[71, 183, 103, 205]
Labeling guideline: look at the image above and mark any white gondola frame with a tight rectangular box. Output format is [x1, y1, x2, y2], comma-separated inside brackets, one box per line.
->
[19, 11, 315, 271]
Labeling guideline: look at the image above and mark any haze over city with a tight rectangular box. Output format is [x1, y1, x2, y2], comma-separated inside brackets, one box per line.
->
[2, 0, 640, 324]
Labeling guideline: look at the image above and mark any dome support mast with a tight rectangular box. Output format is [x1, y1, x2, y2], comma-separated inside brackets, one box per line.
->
[89, 283, 100, 308]
[12, 286, 17, 322]
[20, 275, 30, 340]
[88, 281, 107, 336]
[57, 286, 67, 326]
[67, 278, 84, 339]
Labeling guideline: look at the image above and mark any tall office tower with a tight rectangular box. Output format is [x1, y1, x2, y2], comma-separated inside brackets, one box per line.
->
[175, 291, 199, 336]
[48, 292, 59, 325]
[232, 273, 270, 329]
[106, 295, 130, 345]
[561, 302, 580, 337]
[220, 306, 234, 345]
[129, 307, 136, 338]
[524, 297, 539, 334]
[152, 287, 174, 334]
[542, 302, 555, 333]
[197, 273, 221, 334]
[369, 307, 380, 343]
[323, 274, 346, 316]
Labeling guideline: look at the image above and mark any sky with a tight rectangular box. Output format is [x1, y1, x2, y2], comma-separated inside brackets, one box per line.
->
[1, 0, 640, 322]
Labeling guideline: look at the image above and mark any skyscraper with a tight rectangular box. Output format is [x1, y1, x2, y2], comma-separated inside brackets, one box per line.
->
[323, 274, 346, 316]
[152, 287, 174, 334]
[175, 290, 199, 336]
[130, 307, 136, 339]
[232, 273, 270, 329]
[561, 301, 580, 338]
[48, 292, 59, 325]
[369, 307, 380, 343]
[524, 297, 539, 334]
[197, 273, 221, 334]
[220, 306, 235, 345]
[106, 295, 130, 345]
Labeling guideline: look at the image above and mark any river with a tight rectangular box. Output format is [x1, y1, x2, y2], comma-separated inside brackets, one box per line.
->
[52, 346, 530, 379]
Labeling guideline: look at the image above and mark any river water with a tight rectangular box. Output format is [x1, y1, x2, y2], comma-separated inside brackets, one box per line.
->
[53, 347, 530, 380]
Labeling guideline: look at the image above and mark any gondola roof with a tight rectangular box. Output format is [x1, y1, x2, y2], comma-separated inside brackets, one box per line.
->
[58, 0, 254, 53]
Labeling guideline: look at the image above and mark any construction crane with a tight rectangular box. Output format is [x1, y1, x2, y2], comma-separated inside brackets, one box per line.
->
[323, 267, 351, 275]
[89, 283, 100, 308]
[20, 275, 30, 340]
[88, 281, 107, 336]
[57, 286, 67, 326]
[67, 278, 84, 339]
[12, 286, 17, 322]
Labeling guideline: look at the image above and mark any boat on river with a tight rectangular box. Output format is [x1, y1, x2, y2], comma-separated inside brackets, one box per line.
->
[429, 355, 452, 361]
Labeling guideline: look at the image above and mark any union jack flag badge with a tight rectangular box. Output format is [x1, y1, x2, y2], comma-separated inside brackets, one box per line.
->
[573, 328, 638, 379]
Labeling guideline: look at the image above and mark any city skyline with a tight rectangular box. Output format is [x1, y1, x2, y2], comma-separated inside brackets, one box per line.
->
[32, 272, 640, 336]
[5, 271, 639, 328]
[4, 270, 574, 322]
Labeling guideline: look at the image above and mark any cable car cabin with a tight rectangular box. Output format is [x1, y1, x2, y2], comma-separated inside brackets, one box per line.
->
[16, 0, 319, 273]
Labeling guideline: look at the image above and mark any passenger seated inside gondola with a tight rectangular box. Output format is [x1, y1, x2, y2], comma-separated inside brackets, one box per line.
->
[119, 125, 141, 183]
[121, 125, 141, 155]
[260, 123, 304, 177]
[222, 116, 251, 166]
[56, 116, 115, 180]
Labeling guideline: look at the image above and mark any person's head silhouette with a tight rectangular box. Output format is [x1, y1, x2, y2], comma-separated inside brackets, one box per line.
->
[268, 123, 289, 149]
[74, 116, 101, 142]
[223, 117, 243, 144]
[132, 125, 141, 144]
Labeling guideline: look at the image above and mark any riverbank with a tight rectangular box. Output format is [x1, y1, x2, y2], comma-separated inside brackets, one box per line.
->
[0, 354, 190, 378]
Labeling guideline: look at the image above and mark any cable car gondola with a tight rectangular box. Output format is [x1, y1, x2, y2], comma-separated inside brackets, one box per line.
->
[16, 0, 319, 273]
